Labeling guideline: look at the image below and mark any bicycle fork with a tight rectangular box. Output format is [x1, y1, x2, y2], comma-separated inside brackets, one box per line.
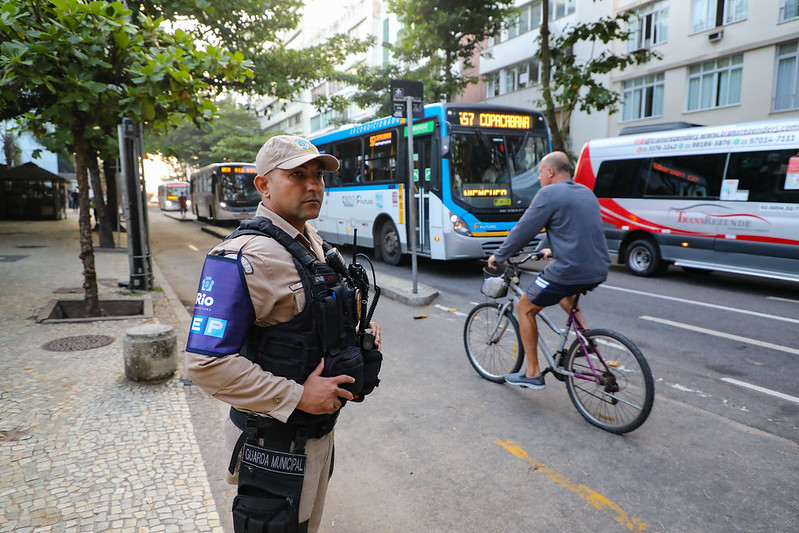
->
[488, 301, 514, 345]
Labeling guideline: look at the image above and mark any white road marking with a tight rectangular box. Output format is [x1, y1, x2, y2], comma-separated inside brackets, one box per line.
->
[640, 315, 799, 356]
[720, 378, 799, 405]
[767, 296, 799, 304]
[602, 284, 799, 325]
[188, 244, 199, 251]
[435, 304, 467, 317]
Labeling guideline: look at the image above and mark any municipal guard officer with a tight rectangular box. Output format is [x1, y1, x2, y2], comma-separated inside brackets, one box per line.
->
[186, 135, 381, 532]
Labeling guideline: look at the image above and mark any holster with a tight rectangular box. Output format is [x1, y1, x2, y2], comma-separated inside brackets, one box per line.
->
[232, 416, 308, 533]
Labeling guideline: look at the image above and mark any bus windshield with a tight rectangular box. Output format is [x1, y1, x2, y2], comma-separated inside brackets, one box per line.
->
[450, 131, 548, 210]
[219, 170, 259, 206]
[165, 184, 187, 199]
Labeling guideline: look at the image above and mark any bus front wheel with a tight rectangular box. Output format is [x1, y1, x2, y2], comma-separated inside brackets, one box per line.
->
[626, 239, 667, 277]
[378, 223, 402, 266]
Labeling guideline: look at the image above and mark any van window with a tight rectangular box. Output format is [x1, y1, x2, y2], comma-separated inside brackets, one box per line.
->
[594, 159, 651, 198]
[645, 154, 725, 198]
[725, 149, 799, 204]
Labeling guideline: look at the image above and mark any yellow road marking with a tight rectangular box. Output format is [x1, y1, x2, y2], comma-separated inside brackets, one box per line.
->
[495, 439, 649, 531]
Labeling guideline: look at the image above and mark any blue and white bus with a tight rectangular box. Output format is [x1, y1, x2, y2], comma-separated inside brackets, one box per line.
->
[310, 103, 550, 264]
[190, 163, 259, 223]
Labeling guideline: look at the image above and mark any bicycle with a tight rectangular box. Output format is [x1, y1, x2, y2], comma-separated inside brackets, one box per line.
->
[463, 252, 655, 434]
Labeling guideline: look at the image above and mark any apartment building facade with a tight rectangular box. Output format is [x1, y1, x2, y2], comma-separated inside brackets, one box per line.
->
[259, 1, 799, 155]
[481, 0, 799, 152]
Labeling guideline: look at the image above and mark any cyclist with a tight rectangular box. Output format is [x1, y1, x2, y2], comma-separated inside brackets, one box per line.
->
[487, 151, 610, 390]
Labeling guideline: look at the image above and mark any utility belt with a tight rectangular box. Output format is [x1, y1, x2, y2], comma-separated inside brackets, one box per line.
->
[229, 406, 336, 464]
[229, 407, 336, 533]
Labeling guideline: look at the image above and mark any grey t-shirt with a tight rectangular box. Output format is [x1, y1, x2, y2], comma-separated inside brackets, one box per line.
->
[494, 179, 610, 285]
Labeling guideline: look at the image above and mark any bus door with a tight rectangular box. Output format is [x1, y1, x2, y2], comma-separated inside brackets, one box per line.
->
[410, 122, 437, 255]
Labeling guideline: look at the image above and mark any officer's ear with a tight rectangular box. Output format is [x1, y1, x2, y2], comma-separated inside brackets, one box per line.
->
[254, 174, 269, 197]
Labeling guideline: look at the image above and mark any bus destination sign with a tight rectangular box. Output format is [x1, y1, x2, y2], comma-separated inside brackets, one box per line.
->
[457, 111, 531, 129]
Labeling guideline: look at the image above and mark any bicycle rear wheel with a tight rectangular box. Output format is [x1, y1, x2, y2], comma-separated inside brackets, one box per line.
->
[464, 302, 524, 382]
[564, 329, 654, 434]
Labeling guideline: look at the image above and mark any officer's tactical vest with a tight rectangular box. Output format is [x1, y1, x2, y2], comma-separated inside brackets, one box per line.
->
[228, 217, 361, 427]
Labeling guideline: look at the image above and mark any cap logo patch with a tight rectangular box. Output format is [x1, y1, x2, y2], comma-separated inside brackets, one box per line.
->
[292, 139, 312, 151]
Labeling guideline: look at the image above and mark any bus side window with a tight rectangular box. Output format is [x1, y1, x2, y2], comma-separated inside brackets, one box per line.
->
[335, 139, 362, 185]
[366, 129, 397, 183]
[726, 149, 799, 204]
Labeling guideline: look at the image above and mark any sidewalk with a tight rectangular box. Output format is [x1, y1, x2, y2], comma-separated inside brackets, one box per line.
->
[0, 217, 222, 532]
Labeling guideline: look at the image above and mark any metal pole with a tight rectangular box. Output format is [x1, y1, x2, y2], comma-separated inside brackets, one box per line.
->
[406, 96, 418, 294]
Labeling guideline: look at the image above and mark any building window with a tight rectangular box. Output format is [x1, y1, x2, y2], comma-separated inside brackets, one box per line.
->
[550, 0, 576, 20]
[775, 42, 799, 111]
[531, 1, 542, 29]
[485, 72, 500, 98]
[781, 0, 799, 22]
[629, 1, 669, 51]
[686, 54, 743, 111]
[692, 0, 747, 33]
[724, 0, 748, 24]
[622, 73, 665, 121]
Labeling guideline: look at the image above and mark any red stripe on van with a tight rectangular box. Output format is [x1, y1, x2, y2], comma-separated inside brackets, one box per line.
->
[573, 143, 595, 189]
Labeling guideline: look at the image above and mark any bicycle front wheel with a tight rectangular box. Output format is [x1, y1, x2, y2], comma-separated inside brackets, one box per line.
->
[464, 302, 524, 382]
[564, 329, 654, 434]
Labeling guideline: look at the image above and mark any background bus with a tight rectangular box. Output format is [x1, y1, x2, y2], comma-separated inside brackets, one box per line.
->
[157, 181, 189, 212]
[310, 103, 550, 264]
[574, 119, 799, 282]
[190, 163, 259, 223]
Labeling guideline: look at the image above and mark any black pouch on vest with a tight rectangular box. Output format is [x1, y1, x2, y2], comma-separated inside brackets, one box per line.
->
[323, 345, 364, 397]
[232, 442, 306, 533]
[353, 348, 382, 402]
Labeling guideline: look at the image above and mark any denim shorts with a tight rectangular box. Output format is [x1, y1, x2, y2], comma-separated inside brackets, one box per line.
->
[526, 274, 598, 307]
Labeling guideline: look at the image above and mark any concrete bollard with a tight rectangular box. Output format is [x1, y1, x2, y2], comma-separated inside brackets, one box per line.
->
[123, 324, 177, 381]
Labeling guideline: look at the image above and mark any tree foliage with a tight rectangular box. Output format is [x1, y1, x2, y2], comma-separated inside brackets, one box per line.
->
[316, 0, 514, 117]
[538, 3, 660, 154]
[0, 0, 252, 314]
[127, 0, 371, 101]
[152, 99, 267, 173]
[386, 0, 516, 103]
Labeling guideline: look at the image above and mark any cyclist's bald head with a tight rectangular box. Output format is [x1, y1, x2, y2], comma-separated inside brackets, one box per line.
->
[541, 151, 571, 176]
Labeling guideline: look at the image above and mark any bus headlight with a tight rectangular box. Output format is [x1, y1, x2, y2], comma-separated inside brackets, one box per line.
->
[219, 202, 227, 209]
[450, 214, 472, 236]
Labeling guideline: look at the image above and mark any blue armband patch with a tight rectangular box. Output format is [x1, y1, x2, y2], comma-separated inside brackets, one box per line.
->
[186, 252, 255, 357]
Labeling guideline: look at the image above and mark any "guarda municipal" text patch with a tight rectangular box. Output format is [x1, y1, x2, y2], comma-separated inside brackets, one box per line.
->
[241, 443, 306, 476]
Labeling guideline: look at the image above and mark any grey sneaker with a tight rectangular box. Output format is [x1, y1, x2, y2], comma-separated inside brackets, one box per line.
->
[505, 371, 546, 390]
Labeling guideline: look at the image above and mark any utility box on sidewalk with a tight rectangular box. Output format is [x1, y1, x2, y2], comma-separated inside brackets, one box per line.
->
[123, 324, 177, 381]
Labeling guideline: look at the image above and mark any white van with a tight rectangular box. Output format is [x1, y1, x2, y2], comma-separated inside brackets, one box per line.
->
[574, 120, 799, 282]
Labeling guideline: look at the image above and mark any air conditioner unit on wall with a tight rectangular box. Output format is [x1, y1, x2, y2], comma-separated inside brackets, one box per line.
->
[708, 30, 723, 42]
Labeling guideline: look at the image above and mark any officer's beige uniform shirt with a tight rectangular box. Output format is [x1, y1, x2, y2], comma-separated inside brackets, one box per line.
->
[185, 203, 326, 421]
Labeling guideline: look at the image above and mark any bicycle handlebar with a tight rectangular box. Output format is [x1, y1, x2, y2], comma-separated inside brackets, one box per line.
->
[507, 251, 545, 265]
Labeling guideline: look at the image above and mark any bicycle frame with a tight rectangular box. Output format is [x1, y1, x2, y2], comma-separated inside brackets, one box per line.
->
[489, 264, 612, 385]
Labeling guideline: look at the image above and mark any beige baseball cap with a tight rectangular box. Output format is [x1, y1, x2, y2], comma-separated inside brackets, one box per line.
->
[254, 135, 339, 176]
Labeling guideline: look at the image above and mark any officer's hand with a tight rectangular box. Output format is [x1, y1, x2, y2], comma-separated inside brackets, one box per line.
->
[369, 321, 381, 350]
[297, 360, 355, 415]
[541, 248, 553, 259]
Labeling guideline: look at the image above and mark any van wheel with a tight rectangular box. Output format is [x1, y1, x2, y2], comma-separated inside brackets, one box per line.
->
[379, 223, 402, 265]
[626, 239, 667, 277]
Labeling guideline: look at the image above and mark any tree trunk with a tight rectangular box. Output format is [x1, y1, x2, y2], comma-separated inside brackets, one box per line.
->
[72, 122, 101, 316]
[539, 0, 565, 153]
